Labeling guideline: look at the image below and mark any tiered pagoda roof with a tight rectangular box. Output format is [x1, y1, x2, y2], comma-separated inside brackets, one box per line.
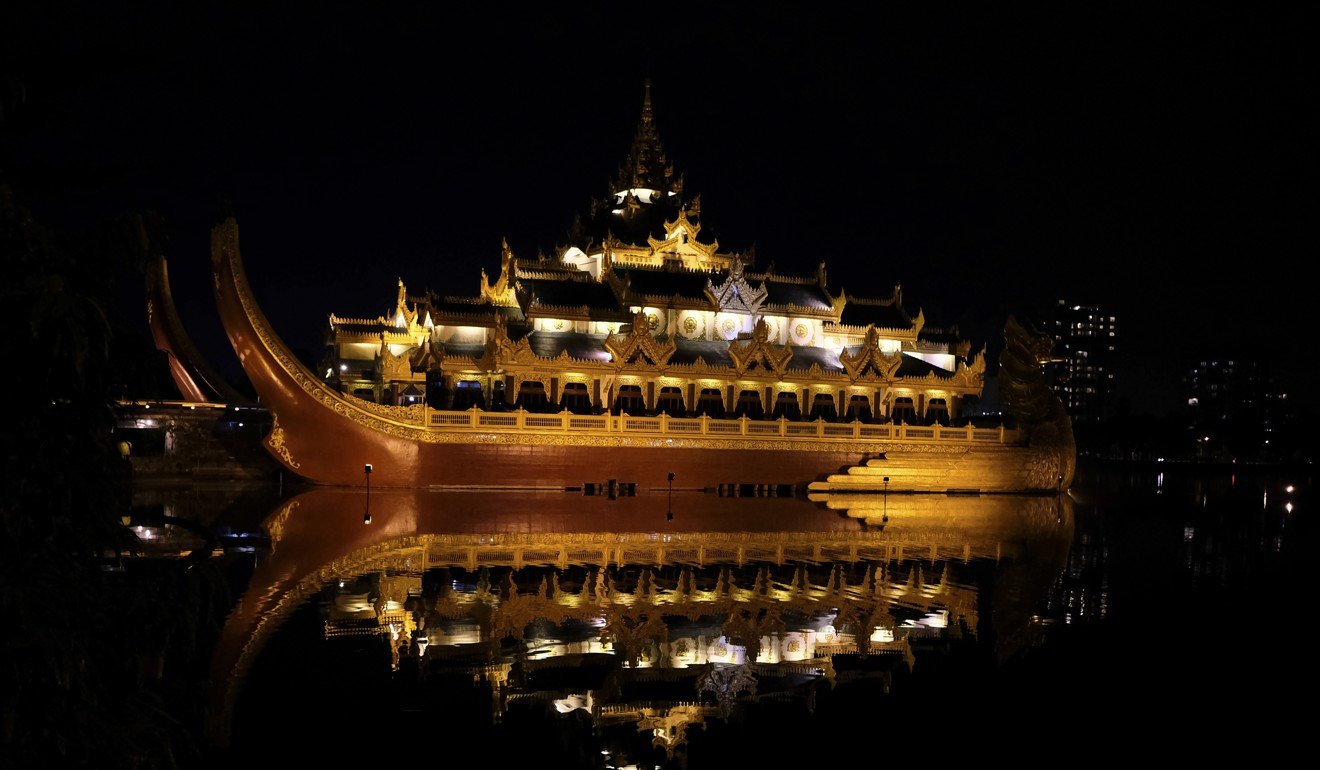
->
[326, 81, 982, 385]
[565, 80, 710, 252]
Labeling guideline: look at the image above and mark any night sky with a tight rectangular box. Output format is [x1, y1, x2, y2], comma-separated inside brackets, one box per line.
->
[3, 4, 1312, 415]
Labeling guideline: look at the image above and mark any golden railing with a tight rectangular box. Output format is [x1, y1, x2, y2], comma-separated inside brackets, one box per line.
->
[424, 407, 1021, 446]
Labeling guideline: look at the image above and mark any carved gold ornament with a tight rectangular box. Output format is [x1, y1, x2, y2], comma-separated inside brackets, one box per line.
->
[265, 413, 302, 469]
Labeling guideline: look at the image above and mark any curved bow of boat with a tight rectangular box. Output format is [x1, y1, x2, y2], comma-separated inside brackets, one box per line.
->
[210, 217, 425, 485]
[148, 253, 247, 403]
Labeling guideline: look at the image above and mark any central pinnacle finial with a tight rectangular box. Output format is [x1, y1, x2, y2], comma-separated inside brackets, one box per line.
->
[641, 78, 653, 125]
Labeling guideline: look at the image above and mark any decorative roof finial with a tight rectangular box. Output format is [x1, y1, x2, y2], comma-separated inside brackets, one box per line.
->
[609, 79, 673, 196]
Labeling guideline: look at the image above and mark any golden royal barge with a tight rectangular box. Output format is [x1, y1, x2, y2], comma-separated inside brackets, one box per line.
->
[209, 83, 1074, 493]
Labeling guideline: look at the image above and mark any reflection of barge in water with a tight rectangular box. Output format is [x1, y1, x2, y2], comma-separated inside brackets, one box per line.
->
[208, 488, 1073, 756]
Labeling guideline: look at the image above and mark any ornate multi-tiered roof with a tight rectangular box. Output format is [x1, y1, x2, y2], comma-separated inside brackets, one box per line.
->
[323, 82, 985, 426]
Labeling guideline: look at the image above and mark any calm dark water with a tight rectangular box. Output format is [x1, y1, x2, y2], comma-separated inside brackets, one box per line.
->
[145, 461, 1312, 767]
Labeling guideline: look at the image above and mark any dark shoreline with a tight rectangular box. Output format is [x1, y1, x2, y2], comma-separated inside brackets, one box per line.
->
[1077, 455, 1314, 475]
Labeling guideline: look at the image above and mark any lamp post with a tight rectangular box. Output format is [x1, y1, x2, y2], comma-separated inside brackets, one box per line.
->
[666, 472, 675, 521]
[882, 476, 889, 524]
[364, 463, 373, 524]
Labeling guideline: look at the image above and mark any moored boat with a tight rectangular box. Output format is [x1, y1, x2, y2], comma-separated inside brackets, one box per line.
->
[210, 83, 1074, 492]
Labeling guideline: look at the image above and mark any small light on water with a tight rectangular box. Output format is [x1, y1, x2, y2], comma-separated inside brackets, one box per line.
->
[1286, 502, 1294, 513]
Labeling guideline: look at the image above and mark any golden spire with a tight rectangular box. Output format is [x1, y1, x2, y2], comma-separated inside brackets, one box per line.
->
[641, 77, 654, 126]
[613, 80, 672, 194]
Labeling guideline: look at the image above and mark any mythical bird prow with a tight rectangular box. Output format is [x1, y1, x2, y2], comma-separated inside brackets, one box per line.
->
[999, 314, 1076, 489]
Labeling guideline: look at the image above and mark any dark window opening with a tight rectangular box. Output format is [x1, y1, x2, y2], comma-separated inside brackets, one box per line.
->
[734, 390, 765, 419]
[891, 397, 916, 424]
[612, 384, 646, 415]
[353, 388, 376, 402]
[655, 386, 685, 417]
[559, 382, 592, 414]
[926, 398, 949, 425]
[451, 380, 486, 411]
[490, 380, 508, 410]
[772, 392, 802, 421]
[809, 393, 837, 422]
[845, 395, 872, 423]
[516, 381, 550, 413]
[425, 370, 446, 409]
[695, 388, 726, 419]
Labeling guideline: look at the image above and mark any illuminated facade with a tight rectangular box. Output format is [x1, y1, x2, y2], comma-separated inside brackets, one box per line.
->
[323, 82, 984, 427]
[1049, 300, 1117, 422]
[211, 83, 1076, 492]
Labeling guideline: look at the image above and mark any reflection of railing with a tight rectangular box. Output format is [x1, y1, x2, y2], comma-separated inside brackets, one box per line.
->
[423, 407, 1021, 445]
[818, 638, 917, 658]
[750, 661, 828, 678]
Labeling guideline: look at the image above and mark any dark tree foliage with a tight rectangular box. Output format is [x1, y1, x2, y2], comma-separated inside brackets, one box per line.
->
[0, 182, 228, 769]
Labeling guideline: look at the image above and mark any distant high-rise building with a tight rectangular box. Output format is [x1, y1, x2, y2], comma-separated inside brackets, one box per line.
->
[1183, 358, 1289, 461]
[1048, 301, 1117, 423]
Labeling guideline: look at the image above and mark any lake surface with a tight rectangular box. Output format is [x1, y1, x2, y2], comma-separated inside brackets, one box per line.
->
[134, 462, 1312, 767]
